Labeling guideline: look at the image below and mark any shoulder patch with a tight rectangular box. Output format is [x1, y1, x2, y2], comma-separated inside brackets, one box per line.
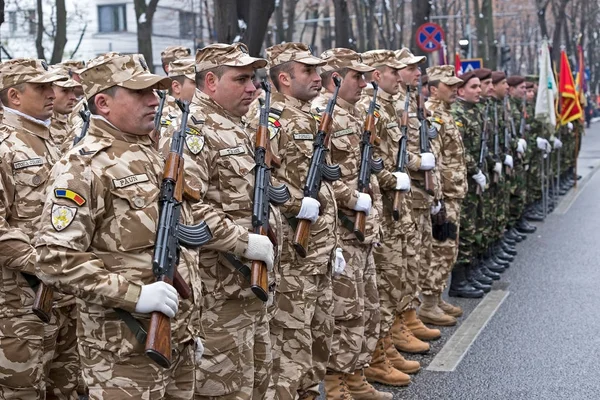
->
[54, 188, 86, 206]
[186, 134, 205, 155]
[374, 110, 381, 118]
[455, 121, 464, 128]
[268, 116, 282, 140]
[160, 118, 172, 127]
[51, 203, 77, 231]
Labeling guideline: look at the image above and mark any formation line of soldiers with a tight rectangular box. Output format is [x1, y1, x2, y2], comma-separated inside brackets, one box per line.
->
[0, 40, 579, 400]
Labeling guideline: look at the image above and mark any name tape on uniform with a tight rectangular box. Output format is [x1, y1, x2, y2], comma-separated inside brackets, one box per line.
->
[219, 146, 246, 157]
[293, 133, 313, 140]
[14, 158, 43, 170]
[333, 128, 354, 138]
[113, 173, 149, 189]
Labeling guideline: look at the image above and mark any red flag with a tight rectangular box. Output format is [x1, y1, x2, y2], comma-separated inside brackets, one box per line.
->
[455, 52, 461, 75]
[558, 50, 583, 125]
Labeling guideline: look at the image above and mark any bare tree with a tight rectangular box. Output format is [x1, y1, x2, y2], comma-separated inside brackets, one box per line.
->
[133, 0, 159, 73]
[411, 0, 431, 56]
[35, 0, 45, 59]
[49, 0, 66, 64]
[333, 0, 351, 48]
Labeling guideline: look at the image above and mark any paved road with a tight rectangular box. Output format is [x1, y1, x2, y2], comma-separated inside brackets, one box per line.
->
[375, 122, 600, 399]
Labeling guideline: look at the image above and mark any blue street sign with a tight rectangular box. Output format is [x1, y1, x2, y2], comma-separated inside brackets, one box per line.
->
[457, 58, 483, 75]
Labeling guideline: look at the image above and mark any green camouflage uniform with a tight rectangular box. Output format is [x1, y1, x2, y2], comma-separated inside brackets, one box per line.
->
[508, 96, 527, 225]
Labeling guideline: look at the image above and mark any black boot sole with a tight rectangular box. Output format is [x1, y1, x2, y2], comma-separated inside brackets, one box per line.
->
[449, 289, 485, 298]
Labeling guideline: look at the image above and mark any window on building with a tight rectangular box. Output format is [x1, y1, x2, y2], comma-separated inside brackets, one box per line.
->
[98, 4, 127, 33]
[179, 11, 195, 39]
[8, 11, 17, 33]
[26, 9, 36, 35]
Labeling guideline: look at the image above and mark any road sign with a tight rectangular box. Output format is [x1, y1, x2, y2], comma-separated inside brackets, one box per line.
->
[416, 23, 445, 53]
[457, 58, 483, 75]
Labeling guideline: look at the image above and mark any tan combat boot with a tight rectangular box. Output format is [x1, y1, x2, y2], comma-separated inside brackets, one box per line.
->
[418, 294, 457, 326]
[438, 294, 463, 317]
[324, 372, 353, 400]
[364, 338, 411, 386]
[390, 313, 430, 353]
[346, 368, 393, 400]
[383, 333, 421, 374]
[403, 308, 441, 341]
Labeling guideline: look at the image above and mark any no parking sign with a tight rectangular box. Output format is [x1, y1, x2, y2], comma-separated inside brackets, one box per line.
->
[416, 23, 445, 53]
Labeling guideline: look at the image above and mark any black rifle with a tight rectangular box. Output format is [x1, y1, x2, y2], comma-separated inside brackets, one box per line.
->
[250, 81, 290, 300]
[518, 98, 527, 138]
[392, 86, 411, 221]
[502, 97, 514, 174]
[145, 99, 213, 369]
[72, 103, 90, 146]
[151, 90, 167, 149]
[293, 76, 342, 257]
[416, 76, 435, 195]
[354, 82, 384, 241]
[477, 102, 490, 193]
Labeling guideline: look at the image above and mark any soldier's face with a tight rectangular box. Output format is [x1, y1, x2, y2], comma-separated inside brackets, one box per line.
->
[53, 86, 78, 115]
[14, 82, 56, 121]
[515, 82, 527, 99]
[400, 65, 421, 88]
[480, 78, 493, 97]
[377, 66, 401, 95]
[289, 62, 322, 102]
[337, 69, 367, 105]
[527, 88, 535, 102]
[493, 80, 508, 98]
[211, 66, 256, 117]
[102, 87, 159, 135]
[458, 78, 481, 103]
[437, 82, 458, 104]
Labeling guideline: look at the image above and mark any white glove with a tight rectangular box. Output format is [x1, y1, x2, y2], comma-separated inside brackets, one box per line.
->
[431, 202, 442, 215]
[517, 138, 527, 154]
[567, 122, 573, 131]
[245, 233, 275, 272]
[494, 162, 503, 175]
[392, 171, 411, 191]
[419, 152, 436, 171]
[353, 192, 372, 215]
[553, 138, 563, 149]
[504, 154, 513, 169]
[333, 248, 346, 277]
[194, 337, 204, 364]
[296, 197, 321, 223]
[135, 281, 179, 318]
[536, 137, 548, 150]
[471, 170, 487, 191]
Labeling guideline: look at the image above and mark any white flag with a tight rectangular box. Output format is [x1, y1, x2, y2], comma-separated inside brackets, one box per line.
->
[535, 40, 557, 128]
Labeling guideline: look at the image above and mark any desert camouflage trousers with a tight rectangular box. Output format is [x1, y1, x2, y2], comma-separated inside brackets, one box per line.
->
[82, 339, 194, 400]
[328, 242, 380, 373]
[402, 220, 421, 312]
[267, 272, 333, 400]
[0, 305, 80, 400]
[195, 297, 271, 400]
[373, 230, 405, 338]
[413, 207, 434, 297]
[424, 198, 462, 294]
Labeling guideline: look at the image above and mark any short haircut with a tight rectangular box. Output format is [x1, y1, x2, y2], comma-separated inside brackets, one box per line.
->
[195, 66, 227, 90]
[269, 61, 295, 92]
[88, 86, 119, 115]
[320, 68, 349, 88]
[169, 75, 187, 95]
[0, 83, 26, 106]
[364, 66, 387, 82]
[428, 80, 440, 91]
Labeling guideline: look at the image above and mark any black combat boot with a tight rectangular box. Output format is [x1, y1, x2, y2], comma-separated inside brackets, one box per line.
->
[480, 263, 501, 280]
[501, 241, 517, 256]
[466, 265, 491, 293]
[493, 245, 514, 262]
[470, 262, 493, 285]
[516, 218, 537, 234]
[505, 229, 523, 243]
[449, 264, 484, 298]
[509, 227, 527, 241]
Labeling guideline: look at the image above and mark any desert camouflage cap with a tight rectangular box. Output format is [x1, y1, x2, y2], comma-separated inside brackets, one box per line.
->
[427, 65, 463, 86]
[168, 58, 196, 81]
[361, 50, 406, 70]
[395, 48, 426, 65]
[0, 58, 67, 91]
[196, 42, 267, 72]
[79, 53, 171, 100]
[266, 42, 325, 68]
[51, 65, 83, 88]
[161, 45, 192, 65]
[59, 59, 86, 74]
[319, 48, 374, 73]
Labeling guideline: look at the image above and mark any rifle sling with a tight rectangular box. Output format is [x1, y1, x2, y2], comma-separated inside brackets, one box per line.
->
[223, 253, 252, 282]
[114, 308, 147, 345]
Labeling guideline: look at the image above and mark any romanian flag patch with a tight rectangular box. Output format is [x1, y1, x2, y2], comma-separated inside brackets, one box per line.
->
[54, 189, 86, 206]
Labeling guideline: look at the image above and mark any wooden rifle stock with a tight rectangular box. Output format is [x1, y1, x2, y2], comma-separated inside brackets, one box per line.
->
[32, 283, 53, 323]
[293, 220, 311, 258]
[145, 275, 173, 368]
[424, 171, 435, 195]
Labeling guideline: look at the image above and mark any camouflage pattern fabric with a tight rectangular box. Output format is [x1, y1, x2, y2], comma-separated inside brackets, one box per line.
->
[490, 97, 510, 240]
[35, 117, 201, 395]
[476, 98, 497, 251]
[425, 97, 466, 294]
[50, 111, 72, 151]
[451, 98, 483, 264]
[64, 98, 87, 151]
[247, 90, 337, 399]
[356, 250, 380, 369]
[508, 96, 527, 226]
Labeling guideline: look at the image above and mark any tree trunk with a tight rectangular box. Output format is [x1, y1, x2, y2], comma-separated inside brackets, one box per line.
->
[333, 0, 351, 48]
[35, 0, 45, 60]
[536, 0, 550, 39]
[275, 0, 285, 43]
[50, 0, 67, 64]
[309, 4, 319, 50]
[240, 0, 275, 56]
[133, 0, 159, 73]
[321, 4, 332, 52]
[285, 0, 298, 42]
[366, 0, 376, 50]
[411, 0, 431, 56]
[482, 0, 496, 70]
[551, 0, 569, 65]
[353, 0, 365, 52]
[214, 0, 238, 44]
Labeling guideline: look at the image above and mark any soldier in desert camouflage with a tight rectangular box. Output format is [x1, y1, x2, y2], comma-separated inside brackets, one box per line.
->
[50, 64, 83, 151]
[35, 52, 203, 399]
[0, 58, 80, 399]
